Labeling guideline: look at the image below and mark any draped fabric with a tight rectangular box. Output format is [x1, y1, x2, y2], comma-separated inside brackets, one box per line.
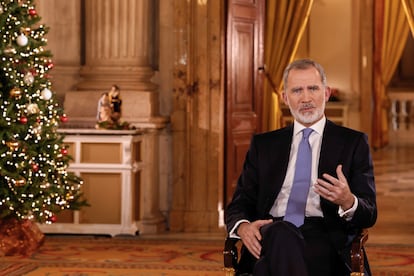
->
[372, 0, 409, 148]
[262, 0, 313, 132]
[402, 0, 414, 37]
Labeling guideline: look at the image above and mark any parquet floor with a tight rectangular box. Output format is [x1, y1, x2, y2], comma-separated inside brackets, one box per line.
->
[369, 128, 414, 244]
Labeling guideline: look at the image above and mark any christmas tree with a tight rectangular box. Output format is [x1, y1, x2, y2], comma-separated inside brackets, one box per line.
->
[0, 0, 87, 230]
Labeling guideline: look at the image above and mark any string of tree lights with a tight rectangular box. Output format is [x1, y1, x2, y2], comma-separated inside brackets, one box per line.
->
[0, 0, 87, 224]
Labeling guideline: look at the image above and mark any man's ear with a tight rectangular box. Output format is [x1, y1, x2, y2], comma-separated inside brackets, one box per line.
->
[282, 91, 288, 105]
[325, 86, 331, 102]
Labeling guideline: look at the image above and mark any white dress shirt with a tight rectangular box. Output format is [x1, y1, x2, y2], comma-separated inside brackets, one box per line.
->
[269, 117, 326, 218]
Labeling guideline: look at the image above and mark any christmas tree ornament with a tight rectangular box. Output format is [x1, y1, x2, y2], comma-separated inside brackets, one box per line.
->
[14, 178, 26, 187]
[31, 163, 39, 172]
[26, 103, 40, 114]
[19, 116, 28, 124]
[66, 192, 74, 200]
[17, 33, 29, 46]
[9, 88, 22, 99]
[49, 215, 57, 223]
[45, 61, 54, 69]
[6, 140, 20, 151]
[21, 27, 31, 35]
[3, 45, 17, 55]
[40, 88, 52, 100]
[61, 148, 68, 155]
[28, 8, 37, 16]
[32, 123, 42, 135]
[24, 72, 35, 85]
[40, 182, 51, 189]
[60, 114, 68, 123]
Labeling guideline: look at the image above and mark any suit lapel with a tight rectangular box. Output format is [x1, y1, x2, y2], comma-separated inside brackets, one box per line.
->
[319, 120, 344, 177]
[263, 125, 293, 212]
[319, 120, 346, 211]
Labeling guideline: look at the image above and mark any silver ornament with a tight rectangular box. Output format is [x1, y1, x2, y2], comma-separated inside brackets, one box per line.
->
[27, 103, 40, 114]
[40, 88, 52, 100]
[24, 72, 35, 85]
[17, 34, 28, 46]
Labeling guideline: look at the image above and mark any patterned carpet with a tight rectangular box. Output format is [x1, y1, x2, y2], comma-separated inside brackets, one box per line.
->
[367, 244, 414, 275]
[1, 235, 414, 276]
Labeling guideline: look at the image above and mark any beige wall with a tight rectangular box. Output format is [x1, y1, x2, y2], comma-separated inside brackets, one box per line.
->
[297, 0, 363, 131]
[36, 0, 82, 105]
[310, 0, 353, 97]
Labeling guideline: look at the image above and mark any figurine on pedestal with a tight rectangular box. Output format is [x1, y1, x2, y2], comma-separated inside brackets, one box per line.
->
[109, 84, 122, 123]
[96, 85, 131, 130]
[96, 92, 112, 124]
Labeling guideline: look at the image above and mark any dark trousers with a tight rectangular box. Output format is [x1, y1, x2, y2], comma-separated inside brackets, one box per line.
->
[253, 218, 347, 276]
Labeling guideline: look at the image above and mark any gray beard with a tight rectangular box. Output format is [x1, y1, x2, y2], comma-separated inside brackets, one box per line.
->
[289, 101, 325, 125]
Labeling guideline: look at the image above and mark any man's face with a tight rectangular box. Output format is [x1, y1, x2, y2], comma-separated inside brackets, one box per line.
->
[282, 67, 330, 127]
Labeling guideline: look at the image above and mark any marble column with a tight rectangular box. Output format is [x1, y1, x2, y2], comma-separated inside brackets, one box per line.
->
[77, 0, 156, 93]
[72, 0, 166, 234]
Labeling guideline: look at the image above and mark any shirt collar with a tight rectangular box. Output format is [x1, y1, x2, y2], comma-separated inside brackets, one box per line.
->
[293, 116, 326, 136]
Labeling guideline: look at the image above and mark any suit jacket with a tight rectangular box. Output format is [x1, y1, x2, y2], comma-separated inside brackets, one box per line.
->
[225, 120, 377, 272]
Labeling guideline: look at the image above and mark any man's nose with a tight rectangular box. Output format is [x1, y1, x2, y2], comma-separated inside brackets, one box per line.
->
[301, 90, 312, 101]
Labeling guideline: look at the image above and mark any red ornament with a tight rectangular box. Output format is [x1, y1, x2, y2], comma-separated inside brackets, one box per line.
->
[47, 62, 54, 69]
[49, 215, 57, 223]
[61, 148, 68, 155]
[60, 114, 68, 123]
[32, 163, 39, 172]
[29, 68, 38, 76]
[19, 117, 28, 124]
[28, 8, 37, 16]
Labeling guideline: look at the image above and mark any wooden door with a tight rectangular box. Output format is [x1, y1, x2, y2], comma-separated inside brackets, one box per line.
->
[225, 0, 264, 205]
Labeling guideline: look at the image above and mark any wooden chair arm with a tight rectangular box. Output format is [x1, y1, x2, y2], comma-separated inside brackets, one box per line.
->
[223, 237, 239, 275]
[350, 229, 369, 276]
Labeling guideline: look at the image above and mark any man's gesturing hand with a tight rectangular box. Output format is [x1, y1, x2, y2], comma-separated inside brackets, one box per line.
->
[314, 164, 355, 210]
[237, 219, 273, 259]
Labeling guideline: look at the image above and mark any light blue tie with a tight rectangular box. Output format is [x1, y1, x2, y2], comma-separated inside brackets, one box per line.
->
[284, 128, 313, 227]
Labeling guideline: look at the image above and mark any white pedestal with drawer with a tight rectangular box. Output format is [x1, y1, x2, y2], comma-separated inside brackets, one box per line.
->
[38, 129, 165, 236]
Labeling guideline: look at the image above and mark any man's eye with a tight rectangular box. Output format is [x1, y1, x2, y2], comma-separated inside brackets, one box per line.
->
[292, 88, 302, 93]
[309, 86, 319, 91]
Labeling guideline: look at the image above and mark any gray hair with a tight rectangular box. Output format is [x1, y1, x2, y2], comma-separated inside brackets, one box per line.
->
[282, 59, 327, 90]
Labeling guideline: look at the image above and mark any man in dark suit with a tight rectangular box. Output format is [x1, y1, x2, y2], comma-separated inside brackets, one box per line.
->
[225, 59, 377, 276]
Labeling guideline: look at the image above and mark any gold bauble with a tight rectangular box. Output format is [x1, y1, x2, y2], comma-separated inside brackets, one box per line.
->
[14, 178, 26, 187]
[32, 123, 42, 135]
[9, 88, 22, 99]
[3, 45, 16, 55]
[6, 140, 20, 151]
[21, 27, 31, 35]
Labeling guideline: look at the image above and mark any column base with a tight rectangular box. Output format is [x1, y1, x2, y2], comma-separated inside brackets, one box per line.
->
[138, 216, 166, 234]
